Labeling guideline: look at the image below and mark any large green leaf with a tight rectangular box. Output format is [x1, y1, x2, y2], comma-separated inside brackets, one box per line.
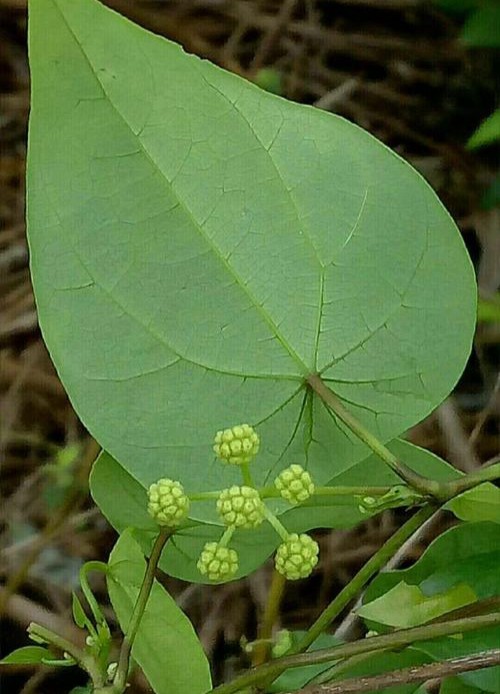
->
[107, 530, 212, 693]
[28, 0, 475, 496]
[91, 439, 459, 581]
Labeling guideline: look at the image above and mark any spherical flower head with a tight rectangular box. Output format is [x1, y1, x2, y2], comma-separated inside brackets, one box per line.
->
[197, 541, 239, 582]
[274, 464, 315, 505]
[217, 486, 265, 528]
[213, 424, 260, 465]
[147, 478, 189, 527]
[275, 533, 319, 580]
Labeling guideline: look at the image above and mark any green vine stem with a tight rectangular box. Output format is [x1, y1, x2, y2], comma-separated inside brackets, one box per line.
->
[209, 611, 500, 694]
[27, 622, 105, 688]
[294, 505, 435, 653]
[252, 569, 287, 667]
[232, 505, 435, 694]
[111, 527, 172, 693]
[307, 374, 444, 498]
[442, 461, 500, 498]
[262, 505, 290, 541]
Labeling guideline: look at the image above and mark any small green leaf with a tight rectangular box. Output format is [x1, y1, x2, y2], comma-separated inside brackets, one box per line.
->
[434, 0, 479, 15]
[71, 592, 89, 629]
[359, 581, 477, 628]
[254, 68, 283, 95]
[445, 483, 500, 524]
[0, 646, 51, 665]
[477, 294, 500, 324]
[481, 175, 500, 210]
[462, 7, 500, 47]
[107, 530, 212, 694]
[467, 109, 500, 149]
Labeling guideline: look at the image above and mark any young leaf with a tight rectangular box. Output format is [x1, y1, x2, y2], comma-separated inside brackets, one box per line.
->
[0, 646, 52, 665]
[445, 483, 500, 524]
[28, 0, 476, 501]
[72, 592, 90, 630]
[107, 529, 212, 693]
[358, 581, 477, 628]
[467, 109, 500, 149]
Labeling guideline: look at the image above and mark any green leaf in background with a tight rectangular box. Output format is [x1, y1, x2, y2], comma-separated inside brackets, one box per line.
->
[435, 0, 479, 15]
[478, 294, 500, 323]
[107, 530, 212, 693]
[358, 581, 477, 628]
[462, 7, 500, 47]
[445, 483, 500, 524]
[254, 68, 283, 95]
[363, 522, 500, 691]
[365, 522, 500, 604]
[440, 679, 485, 694]
[28, 0, 475, 504]
[91, 439, 459, 581]
[467, 109, 500, 149]
[268, 631, 340, 692]
[481, 175, 500, 210]
[0, 646, 52, 665]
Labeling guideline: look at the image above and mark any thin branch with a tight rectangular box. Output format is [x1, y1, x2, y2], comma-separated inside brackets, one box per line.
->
[295, 649, 500, 693]
[209, 607, 500, 694]
[112, 528, 172, 693]
[252, 569, 287, 666]
[294, 506, 435, 654]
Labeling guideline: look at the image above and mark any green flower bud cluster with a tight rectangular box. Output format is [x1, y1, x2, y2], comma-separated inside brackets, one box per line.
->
[213, 424, 260, 465]
[197, 541, 239, 582]
[275, 533, 319, 580]
[217, 486, 265, 528]
[274, 464, 315, 505]
[147, 478, 189, 527]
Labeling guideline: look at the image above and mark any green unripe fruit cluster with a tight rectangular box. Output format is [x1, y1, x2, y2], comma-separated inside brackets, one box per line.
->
[213, 424, 260, 465]
[217, 486, 265, 528]
[197, 542, 239, 582]
[275, 533, 319, 580]
[274, 464, 315, 505]
[147, 478, 189, 527]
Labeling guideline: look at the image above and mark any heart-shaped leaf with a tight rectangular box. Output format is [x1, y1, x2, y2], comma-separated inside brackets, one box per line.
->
[28, 0, 475, 495]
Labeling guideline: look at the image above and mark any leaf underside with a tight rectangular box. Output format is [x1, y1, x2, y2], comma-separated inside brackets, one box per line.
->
[28, 0, 475, 504]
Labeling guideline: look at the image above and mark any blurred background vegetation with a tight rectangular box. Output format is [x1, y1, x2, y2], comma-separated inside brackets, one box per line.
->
[0, 1, 498, 692]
